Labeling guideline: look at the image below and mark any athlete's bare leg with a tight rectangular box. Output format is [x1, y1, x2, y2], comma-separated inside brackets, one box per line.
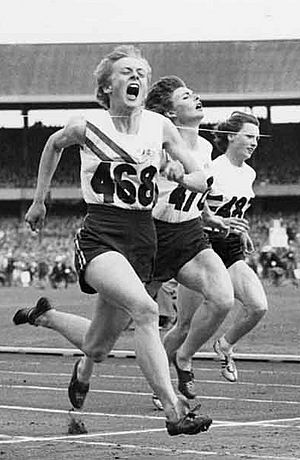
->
[169, 248, 234, 370]
[82, 251, 183, 421]
[162, 285, 200, 366]
[223, 260, 268, 346]
[34, 298, 131, 384]
[35, 310, 91, 349]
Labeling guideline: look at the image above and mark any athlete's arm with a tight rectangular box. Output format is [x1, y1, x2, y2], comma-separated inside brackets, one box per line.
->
[25, 116, 85, 231]
[33, 116, 85, 203]
[162, 118, 208, 192]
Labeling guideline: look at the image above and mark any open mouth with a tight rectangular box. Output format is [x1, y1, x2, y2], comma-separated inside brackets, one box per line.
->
[196, 102, 203, 110]
[126, 83, 140, 100]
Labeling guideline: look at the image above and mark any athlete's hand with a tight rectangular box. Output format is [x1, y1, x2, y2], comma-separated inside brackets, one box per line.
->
[25, 201, 47, 232]
[203, 214, 230, 236]
[240, 232, 255, 254]
[163, 160, 185, 183]
[223, 217, 249, 235]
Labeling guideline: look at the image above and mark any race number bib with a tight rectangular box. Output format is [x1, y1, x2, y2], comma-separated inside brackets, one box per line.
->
[91, 162, 159, 207]
[215, 196, 253, 218]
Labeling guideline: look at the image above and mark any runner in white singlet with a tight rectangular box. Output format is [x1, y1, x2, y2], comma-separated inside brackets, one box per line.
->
[18, 46, 213, 436]
[174, 111, 269, 384]
[144, 77, 237, 403]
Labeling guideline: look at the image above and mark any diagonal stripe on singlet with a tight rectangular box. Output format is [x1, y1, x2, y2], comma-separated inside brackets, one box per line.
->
[85, 138, 112, 162]
[87, 121, 137, 164]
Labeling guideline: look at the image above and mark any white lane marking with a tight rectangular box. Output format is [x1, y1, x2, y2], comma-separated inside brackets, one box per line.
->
[0, 370, 299, 389]
[0, 428, 166, 444]
[0, 404, 165, 420]
[0, 427, 298, 460]
[1, 361, 300, 377]
[0, 404, 299, 428]
[1, 384, 299, 406]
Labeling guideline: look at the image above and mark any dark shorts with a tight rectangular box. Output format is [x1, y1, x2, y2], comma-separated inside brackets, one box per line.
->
[74, 204, 157, 294]
[153, 217, 211, 282]
[208, 232, 245, 268]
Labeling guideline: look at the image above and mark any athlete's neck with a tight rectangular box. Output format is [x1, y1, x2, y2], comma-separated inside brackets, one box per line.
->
[225, 150, 244, 167]
[176, 123, 199, 150]
[108, 107, 142, 134]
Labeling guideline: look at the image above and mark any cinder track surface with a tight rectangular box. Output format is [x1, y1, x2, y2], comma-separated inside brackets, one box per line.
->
[0, 355, 299, 459]
[0, 285, 299, 459]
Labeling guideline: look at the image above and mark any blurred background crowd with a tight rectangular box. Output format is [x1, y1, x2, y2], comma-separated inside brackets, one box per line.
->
[1, 122, 300, 291]
[0, 120, 300, 187]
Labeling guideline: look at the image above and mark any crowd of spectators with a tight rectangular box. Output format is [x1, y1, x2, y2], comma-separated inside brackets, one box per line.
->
[1, 121, 300, 187]
[0, 216, 80, 288]
[1, 120, 300, 288]
[252, 123, 300, 185]
[1, 211, 300, 289]
[0, 125, 80, 188]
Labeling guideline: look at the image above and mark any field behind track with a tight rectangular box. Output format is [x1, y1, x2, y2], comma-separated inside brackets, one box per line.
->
[0, 283, 299, 355]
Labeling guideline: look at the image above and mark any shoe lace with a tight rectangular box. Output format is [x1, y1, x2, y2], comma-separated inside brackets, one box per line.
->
[182, 402, 202, 421]
[221, 354, 236, 373]
[182, 369, 194, 382]
[185, 379, 194, 391]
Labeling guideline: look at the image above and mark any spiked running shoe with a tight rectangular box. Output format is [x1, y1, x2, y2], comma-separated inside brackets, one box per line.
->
[166, 401, 212, 436]
[172, 354, 196, 399]
[213, 338, 238, 382]
[152, 393, 164, 411]
[13, 297, 53, 326]
[68, 359, 90, 410]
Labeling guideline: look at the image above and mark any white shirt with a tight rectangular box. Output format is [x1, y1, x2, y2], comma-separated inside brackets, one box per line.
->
[207, 154, 256, 218]
[80, 110, 167, 210]
[153, 136, 213, 223]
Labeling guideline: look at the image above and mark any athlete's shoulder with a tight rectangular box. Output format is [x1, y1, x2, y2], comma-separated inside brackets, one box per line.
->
[197, 137, 213, 161]
[142, 109, 166, 122]
[66, 114, 86, 129]
[198, 135, 213, 150]
[57, 115, 86, 146]
[211, 154, 226, 166]
[84, 109, 108, 126]
[244, 162, 256, 180]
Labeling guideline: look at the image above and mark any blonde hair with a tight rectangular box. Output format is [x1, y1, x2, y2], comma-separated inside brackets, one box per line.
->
[94, 45, 152, 109]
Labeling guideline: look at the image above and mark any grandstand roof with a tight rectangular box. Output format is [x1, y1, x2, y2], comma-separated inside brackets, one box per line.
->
[1, 40, 300, 110]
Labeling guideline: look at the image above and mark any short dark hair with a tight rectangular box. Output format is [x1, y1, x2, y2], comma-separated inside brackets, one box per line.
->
[214, 111, 260, 153]
[145, 75, 186, 116]
[94, 45, 152, 109]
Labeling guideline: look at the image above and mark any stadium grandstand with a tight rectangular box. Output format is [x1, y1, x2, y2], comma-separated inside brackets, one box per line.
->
[1, 40, 300, 286]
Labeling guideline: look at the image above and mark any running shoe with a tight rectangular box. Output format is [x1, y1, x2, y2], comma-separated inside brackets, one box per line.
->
[152, 393, 164, 411]
[213, 338, 238, 382]
[13, 297, 53, 326]
[68, 359, 90, 409]
[166, 399, 212, 436]
[172, 354, 196, 399]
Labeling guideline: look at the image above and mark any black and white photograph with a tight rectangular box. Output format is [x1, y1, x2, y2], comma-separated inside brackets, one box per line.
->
[0, 0, 299, 458]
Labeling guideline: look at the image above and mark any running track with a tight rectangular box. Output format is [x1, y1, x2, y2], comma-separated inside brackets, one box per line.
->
[0, 354, 299, 459]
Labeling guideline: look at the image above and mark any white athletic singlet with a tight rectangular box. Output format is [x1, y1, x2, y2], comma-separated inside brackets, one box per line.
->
[80, 109, 167, 210]
[207, 154, 256, 218]
[153, 136, 213, 223]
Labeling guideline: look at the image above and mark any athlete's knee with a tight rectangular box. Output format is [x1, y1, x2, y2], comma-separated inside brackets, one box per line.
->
[174, 317, 192, 338]
[83, 342, 109, 362]
[204, 266, 234, 314]
[208, 282, 234, 317]
[132, 297, 159, 326]
[250, 299, 268, 320]
[82, 337, 114, 362]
